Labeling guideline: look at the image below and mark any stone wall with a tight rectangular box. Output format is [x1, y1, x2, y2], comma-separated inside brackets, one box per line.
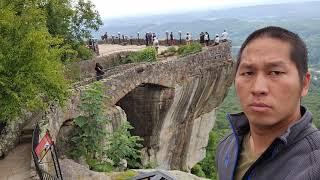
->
[65, 51, 135, 84]
[41, 42, 234, 173]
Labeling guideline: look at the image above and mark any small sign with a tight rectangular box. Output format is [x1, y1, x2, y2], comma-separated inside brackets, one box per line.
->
[35, 131, 53, 160]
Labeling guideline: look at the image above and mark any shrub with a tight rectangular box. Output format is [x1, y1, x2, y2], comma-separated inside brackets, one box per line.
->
[128, 47, 157, 63]
[177, 43, 202, 57]
[87, 157, 114, 172]
[70, 82, 108, 160]
[105, 121, 143, 168]
[76, 44, 94, 60]
[191, 164, 206, 178]
[160, 46, 177, 57]
[110, 170, 138, 180]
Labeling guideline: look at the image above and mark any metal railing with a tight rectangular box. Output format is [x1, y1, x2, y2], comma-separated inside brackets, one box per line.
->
[31, 124, 63, 180]
[132, 170, 176, 180]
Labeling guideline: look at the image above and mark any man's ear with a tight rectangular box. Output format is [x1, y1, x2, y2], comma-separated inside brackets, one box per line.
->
[301, 72, 311, 97]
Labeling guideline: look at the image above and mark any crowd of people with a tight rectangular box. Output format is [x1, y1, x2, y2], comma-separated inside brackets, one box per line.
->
[198, 30, 229, 46]
[101, 30, 229, 47]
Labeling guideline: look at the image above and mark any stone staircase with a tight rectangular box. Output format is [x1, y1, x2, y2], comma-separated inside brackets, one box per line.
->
[19, 128, 33, 144]
[0, 112, 43, 180]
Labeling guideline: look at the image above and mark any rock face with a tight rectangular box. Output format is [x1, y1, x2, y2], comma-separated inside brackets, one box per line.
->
[60, 159, 209, 180]
[42, 42, 234, 172]
[134, 169, 210, 180]
[60, 158, 111, 180]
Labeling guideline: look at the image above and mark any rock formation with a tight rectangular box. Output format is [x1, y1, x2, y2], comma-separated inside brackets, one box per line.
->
[44, 42, 234, 173]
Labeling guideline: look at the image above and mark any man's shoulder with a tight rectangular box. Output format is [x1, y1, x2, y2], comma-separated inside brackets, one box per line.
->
[306, 128, 320, 150]
[217, 131, 235, 150]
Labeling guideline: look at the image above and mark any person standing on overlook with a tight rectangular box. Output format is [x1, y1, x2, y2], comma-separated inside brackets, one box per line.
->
[221, 29, 229, 42]
[214, 34, 220, 45]
[186, 32, 191, 45]
[216, 26, 320, 180]
[153, 36, 159, 53]
[200, 32, 205, 45]
[204, 32, 210, 46]
[170, 32, 174, 45]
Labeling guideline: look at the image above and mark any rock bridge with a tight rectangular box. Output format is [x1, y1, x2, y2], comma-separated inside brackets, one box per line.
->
[45, 42, 234, 172]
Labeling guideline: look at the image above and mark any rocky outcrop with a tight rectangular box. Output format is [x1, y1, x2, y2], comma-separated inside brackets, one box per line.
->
[42, 42, 234, 172]
[60, 158, 111, 180]
[60, 158, 209, 180]
[134, 169, 209, 180]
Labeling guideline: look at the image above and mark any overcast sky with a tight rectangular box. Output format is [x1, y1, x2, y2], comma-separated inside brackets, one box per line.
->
[90, 0, 315, 19]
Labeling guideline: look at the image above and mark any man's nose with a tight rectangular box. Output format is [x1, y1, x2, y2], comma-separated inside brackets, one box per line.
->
[251, 74, 269, 96]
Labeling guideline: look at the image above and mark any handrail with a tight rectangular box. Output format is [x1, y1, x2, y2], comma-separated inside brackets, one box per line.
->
[31, 124, 63, 180]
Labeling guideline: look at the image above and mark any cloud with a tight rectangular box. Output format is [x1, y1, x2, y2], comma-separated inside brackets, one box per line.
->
[90, 0, 313, 19]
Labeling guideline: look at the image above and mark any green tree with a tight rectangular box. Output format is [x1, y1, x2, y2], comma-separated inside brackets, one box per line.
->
[70, 82, 108, 159]
[0, 0, 68, 122]
[70, 82, 143, 171]
[42, 0, 103, 61]
[71, 0, 102, 42]
[105, 121, 143, 168]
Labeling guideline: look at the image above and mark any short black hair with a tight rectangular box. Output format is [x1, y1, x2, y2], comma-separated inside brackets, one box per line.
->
[236, 26, 308, 82]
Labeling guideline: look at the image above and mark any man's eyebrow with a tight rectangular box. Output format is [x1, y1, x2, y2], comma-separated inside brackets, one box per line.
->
[264, 61, 288, 68]
[238, 62, 255, 70]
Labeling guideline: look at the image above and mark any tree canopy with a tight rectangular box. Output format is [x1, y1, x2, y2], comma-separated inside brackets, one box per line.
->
[0, 0, 102, 122]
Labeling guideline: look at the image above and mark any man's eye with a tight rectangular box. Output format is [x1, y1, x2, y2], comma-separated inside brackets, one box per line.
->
[269, 71, 283, 76]
[241, 72, 254, 76]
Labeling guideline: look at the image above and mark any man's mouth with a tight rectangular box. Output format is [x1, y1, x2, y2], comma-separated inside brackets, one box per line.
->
[248, 102, 272, 112]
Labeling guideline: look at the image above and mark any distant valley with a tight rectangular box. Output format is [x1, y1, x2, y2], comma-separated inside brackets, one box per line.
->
[98, 1, 320, 65]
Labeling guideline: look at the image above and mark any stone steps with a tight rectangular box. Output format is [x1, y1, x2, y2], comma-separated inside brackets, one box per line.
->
[19, 128, 33, 144]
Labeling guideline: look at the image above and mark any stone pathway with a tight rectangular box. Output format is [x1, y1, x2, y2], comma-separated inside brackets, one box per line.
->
[0, 143, 32, 180]
[98, 44, 169, 57]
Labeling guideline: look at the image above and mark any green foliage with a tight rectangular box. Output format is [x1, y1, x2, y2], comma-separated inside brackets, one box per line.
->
[43, 0, 102, 61]
[0, 0, 68, 122]
[191, 164, 206, 178]
[109, 170, 138, 180]
[105, 121, 143, 168]
[215, 87, 241, 130]
[302, 86, 320, 129]
[71, 0, 103, 42]
[167, 47, 178, 53]
[195, 129, 230, 180]
[70, 82, 143, 171]
[160, 46, 177, 57]
[177, 43, 202, 57]
[70, 82, 108, 159]
[87, 157, 114, 172]
[127, 47, 157, 63]
[144, 160, 158, 169]
[73, 43, 94, 60]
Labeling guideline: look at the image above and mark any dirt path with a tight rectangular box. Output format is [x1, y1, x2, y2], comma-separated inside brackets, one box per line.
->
[0, 143, 32, 180]
[98, 44, 169, 57]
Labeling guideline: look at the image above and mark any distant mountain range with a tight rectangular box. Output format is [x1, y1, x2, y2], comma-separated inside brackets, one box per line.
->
[97, 1, 320, 65]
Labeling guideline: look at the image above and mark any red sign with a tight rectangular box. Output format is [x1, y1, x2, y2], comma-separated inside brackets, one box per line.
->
[35, 131, 53, 160]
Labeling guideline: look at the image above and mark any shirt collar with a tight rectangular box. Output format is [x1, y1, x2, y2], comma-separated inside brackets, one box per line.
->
[227, 106, 313, 145]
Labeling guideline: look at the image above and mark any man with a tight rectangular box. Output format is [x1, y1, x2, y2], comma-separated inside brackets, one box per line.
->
[153, 36, 159, 53]
[170, 32, 174, 45]
[200, 32, 205, 45]
[221, 29, 229, 42]
[186, 32, 191, 45]
[204, 32, 210, 46]
[95, 63, 104, 81]
[214, 34, 220, 45]
[216, 26, 320, 180]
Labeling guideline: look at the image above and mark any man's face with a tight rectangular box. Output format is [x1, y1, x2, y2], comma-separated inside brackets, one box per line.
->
[235, 37, 310, 128]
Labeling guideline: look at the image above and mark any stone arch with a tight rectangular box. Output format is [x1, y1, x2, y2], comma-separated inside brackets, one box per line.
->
[115, 83, 175, 159]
